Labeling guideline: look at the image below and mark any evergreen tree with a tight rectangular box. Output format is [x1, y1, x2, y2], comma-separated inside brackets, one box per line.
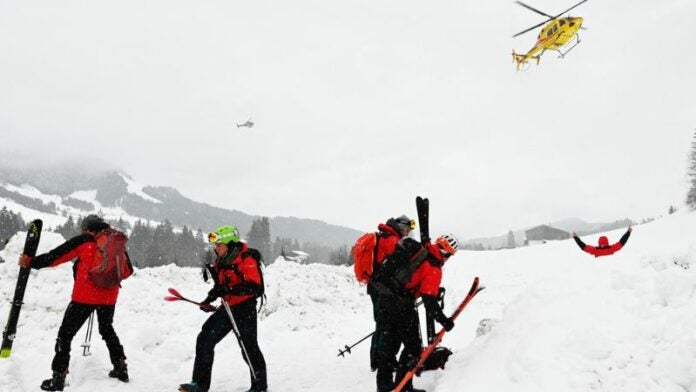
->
[149, 220, 175, 266]
[0, 206, 25, 245]
[129, 220, 154, 268]
[329, 245, 350, 265]
[55, 215, 79, 239]
[246, 217, 272, 264]
[506, 230, 516, 248]
[687, 130, 696, 209]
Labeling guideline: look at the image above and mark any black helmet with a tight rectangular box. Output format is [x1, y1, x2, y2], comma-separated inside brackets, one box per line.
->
[388, 215, 415, 233]
[81, 214, 107, 232]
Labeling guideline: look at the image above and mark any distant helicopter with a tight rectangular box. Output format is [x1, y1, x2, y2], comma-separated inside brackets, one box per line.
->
[512, 0, 587, 71]
[236, 118, 254, 128]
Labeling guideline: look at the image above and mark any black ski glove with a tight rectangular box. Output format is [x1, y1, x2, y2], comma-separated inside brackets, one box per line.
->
[199, 294, 217, 313]
[207, 285, 230, 300]
[440, 317, 454, 332]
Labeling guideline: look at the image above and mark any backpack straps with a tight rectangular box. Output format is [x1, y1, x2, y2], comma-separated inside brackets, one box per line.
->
[224, 250, 266, 310]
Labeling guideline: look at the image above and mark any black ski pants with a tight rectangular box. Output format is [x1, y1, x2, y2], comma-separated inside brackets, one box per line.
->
[368, 284, 380, 371]
[52, 301, 126, 373]
[192, 299, 267, 391]
[373, 295, 422, 392]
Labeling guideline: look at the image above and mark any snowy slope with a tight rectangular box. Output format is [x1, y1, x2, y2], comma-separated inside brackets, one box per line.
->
[0, 174, 161, 230]
[1, 211, 696, 392]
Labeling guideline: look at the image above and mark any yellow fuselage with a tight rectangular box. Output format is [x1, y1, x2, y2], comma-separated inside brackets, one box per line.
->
[514, 16, 583, 69]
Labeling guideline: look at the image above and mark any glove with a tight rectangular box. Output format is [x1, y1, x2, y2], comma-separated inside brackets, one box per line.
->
[440, 317, 454, 332]
[18, 254, 32, 267]
[199, 295, 217, 313]
[207, 285, 228, 300]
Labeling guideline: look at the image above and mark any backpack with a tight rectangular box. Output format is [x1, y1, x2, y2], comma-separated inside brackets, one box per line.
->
[370, 237, 429, 297]
[232, 248, 265, 298]
[352, 232, 379, 284]
[88, 228, 133, 288]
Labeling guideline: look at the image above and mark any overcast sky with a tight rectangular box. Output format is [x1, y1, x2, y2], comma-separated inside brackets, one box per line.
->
[1, 0, 693, 238]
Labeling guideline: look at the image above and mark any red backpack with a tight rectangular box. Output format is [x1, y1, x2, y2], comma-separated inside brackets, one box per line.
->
[352, 233, 379, 284]
[88, 228, 133, 288]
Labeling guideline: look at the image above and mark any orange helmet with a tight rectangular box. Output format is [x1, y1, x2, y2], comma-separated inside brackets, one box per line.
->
[435, 234, 459, 256]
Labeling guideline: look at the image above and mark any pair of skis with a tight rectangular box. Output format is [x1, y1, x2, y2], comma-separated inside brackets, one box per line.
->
[393, 276, 484, 392]
[390, 196, 485, 391]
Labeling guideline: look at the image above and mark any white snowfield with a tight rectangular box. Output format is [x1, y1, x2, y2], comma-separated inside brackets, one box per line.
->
[1, 211, 696, 392]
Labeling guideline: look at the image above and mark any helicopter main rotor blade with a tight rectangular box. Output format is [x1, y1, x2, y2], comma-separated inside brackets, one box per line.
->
[515, 1, 554, 18]
[555, 0, 588, 19]
[512, 0, 589, 38]
[513, 19, 550, 37]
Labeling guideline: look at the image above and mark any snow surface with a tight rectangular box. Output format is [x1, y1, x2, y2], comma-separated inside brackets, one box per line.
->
[1, 211, 696, 391]
[0, 181, 163, 231]
[120, 174, 162, 204]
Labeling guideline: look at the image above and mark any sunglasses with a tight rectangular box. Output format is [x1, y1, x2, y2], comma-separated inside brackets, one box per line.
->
[397, 219, 416, 230]
[208, 232, 223, 244]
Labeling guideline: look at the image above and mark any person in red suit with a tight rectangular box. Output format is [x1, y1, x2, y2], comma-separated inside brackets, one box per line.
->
[18, 215, 132, 391]
[572, 227, 632, 257]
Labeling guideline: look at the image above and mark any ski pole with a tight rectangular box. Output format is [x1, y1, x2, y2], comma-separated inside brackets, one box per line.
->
[220, 300, 257, 382]
[164, 288, 217, 311]
[337, 300, 424, 357]
[337, 331, 374, 357]
[81, 311, 95, 356]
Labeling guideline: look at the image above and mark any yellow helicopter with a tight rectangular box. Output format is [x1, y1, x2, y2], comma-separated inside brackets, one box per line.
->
[512, 0, 587, 70]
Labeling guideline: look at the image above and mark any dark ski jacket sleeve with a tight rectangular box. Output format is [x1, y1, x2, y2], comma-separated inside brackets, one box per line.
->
[30, 234, 93, 270]
[422, 294, 448, 325]
[619, 230, 631, 246]
[573, 235, 586, 251]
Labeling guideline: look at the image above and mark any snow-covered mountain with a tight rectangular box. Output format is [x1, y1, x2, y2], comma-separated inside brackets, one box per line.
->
[0, 165, 361, 248]
[0, 208, 694, 391]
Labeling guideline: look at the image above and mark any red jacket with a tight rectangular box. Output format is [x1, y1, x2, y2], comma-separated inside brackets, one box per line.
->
[215, 243, 263, 307]
[375, 224, 402, 265]
[404, 242, 444, 298]
[31, 233, 125, 305]
[574, 230, 631, 258]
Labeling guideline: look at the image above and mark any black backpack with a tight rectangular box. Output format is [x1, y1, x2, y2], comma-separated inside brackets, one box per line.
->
[371, 237, 429, 298]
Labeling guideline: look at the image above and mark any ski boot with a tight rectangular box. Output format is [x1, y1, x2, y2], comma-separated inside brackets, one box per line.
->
[40, 371, 66, 391]
[178, 382, 207, 392]
[108, 358, 129, 382]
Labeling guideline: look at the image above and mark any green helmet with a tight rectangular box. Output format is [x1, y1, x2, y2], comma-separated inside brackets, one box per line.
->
[208, 225, 240, 245]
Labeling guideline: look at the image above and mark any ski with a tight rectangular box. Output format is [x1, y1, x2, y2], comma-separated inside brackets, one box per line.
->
[416, 196, 429, 244]
[1, 219, 43, 358]
[393, 277, 484, 392]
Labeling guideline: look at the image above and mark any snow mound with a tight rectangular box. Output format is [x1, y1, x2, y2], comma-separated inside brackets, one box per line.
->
[2, 212, 696, 391]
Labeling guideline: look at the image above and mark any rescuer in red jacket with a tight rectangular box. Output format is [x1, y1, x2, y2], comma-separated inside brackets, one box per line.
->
[371, 234, 459, 392]
[367, 215, 415, 371]
[179, 225, 267, 392]
[572, 227, 632, 257]
[18, 215, 132, 391]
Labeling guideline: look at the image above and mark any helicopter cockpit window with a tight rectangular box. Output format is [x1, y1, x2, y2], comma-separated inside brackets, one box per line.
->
[559, 19, 566, 26]
[569, 22, 575, 27]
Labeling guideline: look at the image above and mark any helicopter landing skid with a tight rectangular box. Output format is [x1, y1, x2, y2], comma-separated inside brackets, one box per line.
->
[557, 35, 581, 59]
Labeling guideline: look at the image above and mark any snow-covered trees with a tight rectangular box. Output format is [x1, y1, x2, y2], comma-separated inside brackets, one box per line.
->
[246, 217, 272, 264]
[687, 130, 696, 209]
